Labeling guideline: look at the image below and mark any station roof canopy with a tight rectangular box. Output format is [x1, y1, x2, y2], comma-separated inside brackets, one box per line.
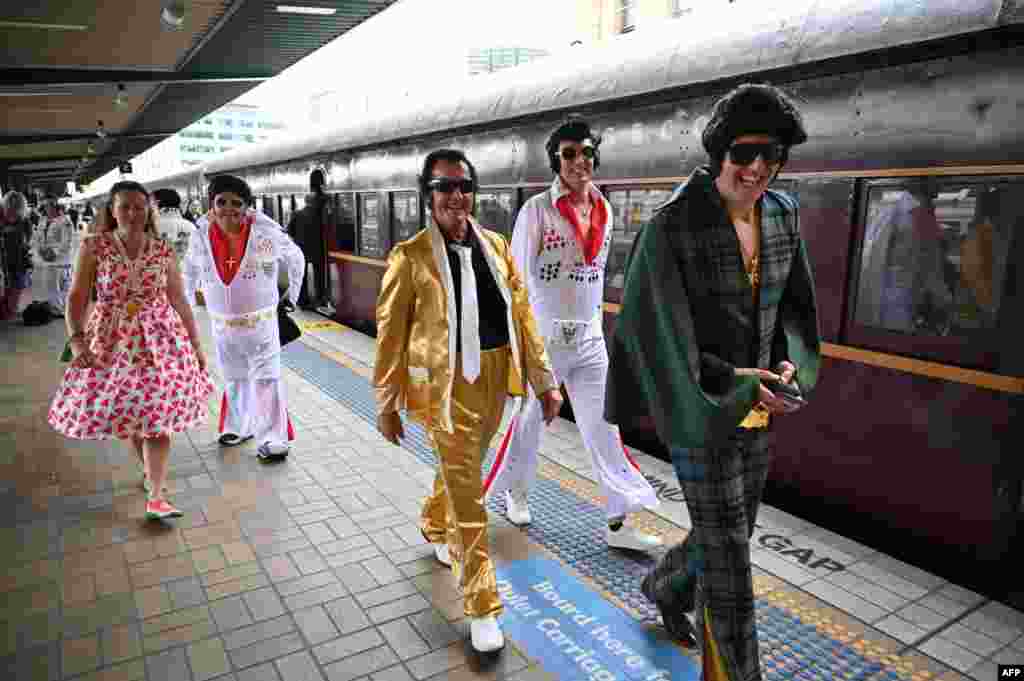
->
[0, 0, 395, 196]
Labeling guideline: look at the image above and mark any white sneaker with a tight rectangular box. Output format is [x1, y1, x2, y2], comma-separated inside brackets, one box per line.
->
[505, 489, 531, 526]
[606, 525, 662, 553]
[433, 543, 451, 567]
[257, 442, 290, 460]
[470, 615, 505, 652]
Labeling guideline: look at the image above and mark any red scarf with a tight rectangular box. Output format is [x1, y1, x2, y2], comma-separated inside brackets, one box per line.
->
[555, 193, 607, 265]
[208, 213, 253, 285]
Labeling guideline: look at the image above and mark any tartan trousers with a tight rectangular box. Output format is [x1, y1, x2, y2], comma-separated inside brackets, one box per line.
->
[646, 428, 774, 681]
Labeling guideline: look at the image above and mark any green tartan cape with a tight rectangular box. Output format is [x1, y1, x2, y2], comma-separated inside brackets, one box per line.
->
[604, 168, 821, 448]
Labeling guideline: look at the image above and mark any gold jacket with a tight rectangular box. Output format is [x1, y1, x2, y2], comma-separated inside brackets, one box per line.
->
[374, 218, 557, 433]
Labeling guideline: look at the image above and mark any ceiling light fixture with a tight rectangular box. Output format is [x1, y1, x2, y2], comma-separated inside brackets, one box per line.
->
[96, 120, 107, 138]
[0, 91, 79, 97]
[0, 20, 88, 31]
[275, 5, 337, 15]
[113, 84, 127, 109]
[160, 2, 186, 30]
[12, 106, 73, 113]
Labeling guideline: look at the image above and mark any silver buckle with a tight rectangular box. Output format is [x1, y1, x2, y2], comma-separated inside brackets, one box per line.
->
[553, 319, 586, 345]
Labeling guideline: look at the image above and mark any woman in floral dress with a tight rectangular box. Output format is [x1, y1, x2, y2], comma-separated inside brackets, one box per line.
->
[49, 181, 214, 520]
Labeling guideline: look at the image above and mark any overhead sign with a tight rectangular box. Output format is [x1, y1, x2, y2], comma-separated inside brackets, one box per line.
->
[118, 161, 133, 174]
[495, 558, 697, 681]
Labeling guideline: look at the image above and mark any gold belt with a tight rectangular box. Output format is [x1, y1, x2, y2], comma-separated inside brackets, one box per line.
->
[210, 307, 276, 330]
[739, 405, 771, 430]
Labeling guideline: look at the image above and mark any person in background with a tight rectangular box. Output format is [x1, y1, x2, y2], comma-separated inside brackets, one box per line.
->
[1, 191, 34, 320]
[858, 188, 952, 333]
[32, 197, 75, 316]
[287, 192, 329, 311]
[605, 84, 821, 678]
[374, 149, 562, 653]
[483, 117, 661, 552]
[959, 187, 1014, 327]
[184, 175, 305, 460]
[48, 181, 213, 520]
[153, 188, 196, 263]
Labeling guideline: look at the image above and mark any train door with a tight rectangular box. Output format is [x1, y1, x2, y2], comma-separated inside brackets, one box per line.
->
[336, 193, 356, 252]
[260, 195, 275, 219]
[475, 188, 515, 240]
[391, 190, 421, 246]
[357, 192, 387, 259]
[280, 194, 294, 229]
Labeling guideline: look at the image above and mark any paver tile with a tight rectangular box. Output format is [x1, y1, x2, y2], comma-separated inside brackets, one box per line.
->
[323, 646, 399, 681]
[224, 616, 297, 651]
[229, 632, 305, 670]
[274, 649, 325, 681]
[188, 636, 232, 681]
[313, 627, 384, 665]
[293, 605, 340, 646]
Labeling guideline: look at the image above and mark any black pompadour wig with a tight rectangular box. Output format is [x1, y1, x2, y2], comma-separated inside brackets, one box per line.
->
[207, 174, 253, 206]
[702, 83, 807, 175]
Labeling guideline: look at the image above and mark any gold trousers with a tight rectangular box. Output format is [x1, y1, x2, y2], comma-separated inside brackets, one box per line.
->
[421, 345, 510, 618]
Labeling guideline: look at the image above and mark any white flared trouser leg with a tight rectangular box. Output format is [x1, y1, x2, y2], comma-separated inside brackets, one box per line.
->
[560, 339, 659, 520]
[221, 379, 291, 447]
[483, 380, 544, 501]
[484, 338, 658, 519]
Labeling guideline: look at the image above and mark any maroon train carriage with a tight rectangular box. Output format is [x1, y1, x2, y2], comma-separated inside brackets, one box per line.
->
[118, 1, 1024, 605]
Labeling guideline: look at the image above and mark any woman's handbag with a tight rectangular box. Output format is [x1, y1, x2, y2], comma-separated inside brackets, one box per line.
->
[278, 300, 301, 347]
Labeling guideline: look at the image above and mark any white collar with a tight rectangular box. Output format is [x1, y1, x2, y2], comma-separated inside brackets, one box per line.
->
[549, 175, 600, 210]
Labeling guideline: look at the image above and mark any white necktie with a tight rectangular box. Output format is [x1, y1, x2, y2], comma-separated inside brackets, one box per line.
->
[451, 244, 480, 383]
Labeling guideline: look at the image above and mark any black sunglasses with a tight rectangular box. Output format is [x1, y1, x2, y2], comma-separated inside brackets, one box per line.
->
[727, 142, 786, 166]
[428, 177, 476, 194]
[214, 197, 245, 208]
[560, 146, 596, 162]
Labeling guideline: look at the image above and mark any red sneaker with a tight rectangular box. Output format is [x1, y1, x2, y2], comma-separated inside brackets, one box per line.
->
[145, 499, 183, 520]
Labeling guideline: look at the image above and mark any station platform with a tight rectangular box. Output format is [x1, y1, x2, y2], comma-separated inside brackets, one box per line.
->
[2, 308, 1022, 681]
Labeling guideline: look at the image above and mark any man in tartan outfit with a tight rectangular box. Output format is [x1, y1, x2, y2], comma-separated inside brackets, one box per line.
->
[605, 83, 821, 680]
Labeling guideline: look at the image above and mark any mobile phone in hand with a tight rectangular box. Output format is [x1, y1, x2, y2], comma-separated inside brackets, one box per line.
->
[762, 379, 806, 405]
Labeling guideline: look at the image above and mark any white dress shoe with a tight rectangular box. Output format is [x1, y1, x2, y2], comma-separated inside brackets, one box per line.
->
[505, 489, 532, 526]
[606, 525, 662, 552]
[433, 543, 451, 567]
[470, 615, 505, 652]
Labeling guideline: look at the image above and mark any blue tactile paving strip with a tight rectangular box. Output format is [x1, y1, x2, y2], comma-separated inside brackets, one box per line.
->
[281, 341, 920, 681]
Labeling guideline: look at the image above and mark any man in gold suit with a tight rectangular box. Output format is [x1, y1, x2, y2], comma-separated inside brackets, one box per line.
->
[374, 149, 562, 653]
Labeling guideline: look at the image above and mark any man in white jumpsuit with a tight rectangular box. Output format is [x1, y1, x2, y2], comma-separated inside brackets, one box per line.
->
[32, 198, 74, 316]
[483, 118, 661, 552]
[154, 188, 196, 264]
[185, 175, 305, 460]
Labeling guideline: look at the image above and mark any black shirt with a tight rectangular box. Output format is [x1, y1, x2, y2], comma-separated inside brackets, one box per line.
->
[443, 228, 510, 351]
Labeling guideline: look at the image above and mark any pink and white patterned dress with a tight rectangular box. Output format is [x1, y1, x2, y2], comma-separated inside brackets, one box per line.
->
[49, 232, 214, 440]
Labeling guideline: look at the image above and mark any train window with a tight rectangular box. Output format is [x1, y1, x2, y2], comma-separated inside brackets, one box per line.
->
[336, 193, 356, 252]
[476, 189, 514, 238]
[849, 178, 1024, 368]
[604, 187, 673, 302]
[359, 193, 385, 258]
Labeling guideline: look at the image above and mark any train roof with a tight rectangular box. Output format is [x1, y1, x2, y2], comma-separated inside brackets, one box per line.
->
[205, 0, 1023, 175]
[81, 166, 202, 203]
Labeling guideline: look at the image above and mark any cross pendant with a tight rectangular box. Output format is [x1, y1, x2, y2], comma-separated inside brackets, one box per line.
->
[225, 256, 237, 269]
